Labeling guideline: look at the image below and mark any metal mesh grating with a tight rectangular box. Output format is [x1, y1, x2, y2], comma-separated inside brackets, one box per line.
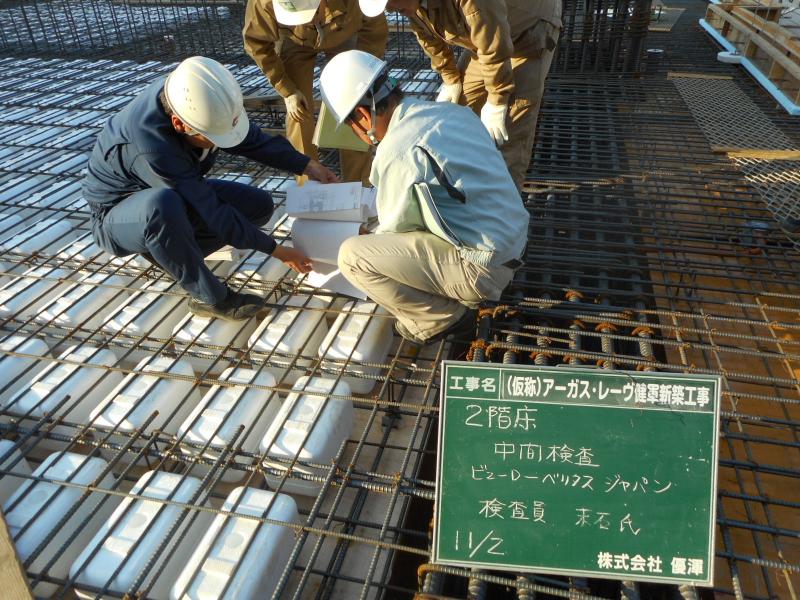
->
[673, 75, 800, 248]
[671, 76, 796, 150]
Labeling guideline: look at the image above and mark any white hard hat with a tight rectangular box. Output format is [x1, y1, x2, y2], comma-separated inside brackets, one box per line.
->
[273, 0, 321, 25]
[359, 0, 388, 17]
[164, 56, 249, 148]
[320, 50, 388, 124]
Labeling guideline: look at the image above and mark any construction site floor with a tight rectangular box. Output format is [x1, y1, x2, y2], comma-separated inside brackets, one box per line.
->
[0, 0, 798, 598]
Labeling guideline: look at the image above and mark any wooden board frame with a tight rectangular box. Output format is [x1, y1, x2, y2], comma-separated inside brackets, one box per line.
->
[704, 2, 800, 105]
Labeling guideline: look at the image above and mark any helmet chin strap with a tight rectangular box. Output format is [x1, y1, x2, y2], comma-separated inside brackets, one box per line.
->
[365, 94, 380, 146]
[362, 73, 397, 147]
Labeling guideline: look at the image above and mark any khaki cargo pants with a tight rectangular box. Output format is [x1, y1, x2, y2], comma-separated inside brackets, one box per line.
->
[280, 38, 373, 185]
[460, 21, 560, 190]
[338, 231, 515, 341]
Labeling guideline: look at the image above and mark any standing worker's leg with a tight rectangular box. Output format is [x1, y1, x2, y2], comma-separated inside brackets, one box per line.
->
[93, 188, 228, 305]
[338, 232, 512, 342]
[338, 149, 372, 186]
[503, 22, 559, 190]
[459, 52, 487, 116]
[280, 41, 318, 184]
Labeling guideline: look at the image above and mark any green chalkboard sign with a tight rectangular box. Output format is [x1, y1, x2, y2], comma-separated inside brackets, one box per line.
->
[433, 362, 720, 586]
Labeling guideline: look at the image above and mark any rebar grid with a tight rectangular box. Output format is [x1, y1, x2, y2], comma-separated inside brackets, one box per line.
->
[0, 0, 652, 74]
[0, 50, 451, 599]
[0, 0, 246, 62]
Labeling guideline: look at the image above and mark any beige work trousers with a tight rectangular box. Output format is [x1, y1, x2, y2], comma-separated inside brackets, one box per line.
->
[338, 231, 514, 340]
[461, 22, 560, 189]
[280, 38, 373, 185]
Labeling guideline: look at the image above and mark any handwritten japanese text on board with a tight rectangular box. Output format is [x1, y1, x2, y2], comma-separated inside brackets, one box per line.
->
[433, 362, 720, 585]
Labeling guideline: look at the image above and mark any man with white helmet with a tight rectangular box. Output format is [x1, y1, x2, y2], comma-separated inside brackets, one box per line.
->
[243, 0, 388, 185]
[84, 56, 338, 321]
[319, 50, 529, 345]
[359, 0, 561, 190]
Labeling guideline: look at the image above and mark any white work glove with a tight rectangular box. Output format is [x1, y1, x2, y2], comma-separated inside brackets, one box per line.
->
[480, 101, 509, 146]
[284, 91, 311, 122]
[435, 81, 462, 104]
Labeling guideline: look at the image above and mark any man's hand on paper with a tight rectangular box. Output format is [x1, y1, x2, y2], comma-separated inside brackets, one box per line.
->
[272, 245, 313, 273]
[303, 159, 340, 184]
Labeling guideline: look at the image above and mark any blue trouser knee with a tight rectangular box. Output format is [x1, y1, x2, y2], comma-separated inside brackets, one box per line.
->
[91, 180, 273, 305]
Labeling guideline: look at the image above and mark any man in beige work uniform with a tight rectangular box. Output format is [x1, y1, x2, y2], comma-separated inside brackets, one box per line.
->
[244, 0, 388, 184]
[360, 0, 562, 190]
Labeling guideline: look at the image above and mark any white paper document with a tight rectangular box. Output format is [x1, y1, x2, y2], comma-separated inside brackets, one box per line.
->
[361, 186, 378, 219]
[304, 265, 367, 300]
[287, 182, 371, 222]
[205, 245, 243, 262]
[291, 219, 361, 264]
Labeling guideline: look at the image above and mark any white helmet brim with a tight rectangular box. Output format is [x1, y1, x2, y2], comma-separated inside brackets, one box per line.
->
[204, 107, 249, 149]
[274, 0, 319, 25]
[359, 0, 388, 17]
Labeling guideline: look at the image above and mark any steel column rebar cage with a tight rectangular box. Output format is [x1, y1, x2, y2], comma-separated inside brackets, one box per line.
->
[0, 0, 654, 73]
[0, 0, 798, 599]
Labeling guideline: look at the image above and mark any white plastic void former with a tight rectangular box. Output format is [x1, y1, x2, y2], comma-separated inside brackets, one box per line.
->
[91, 355, 199, 462]
[318, 301, 393, 394]
[2, 345, 122, 443]
[248, 295, 329, 385]
[4, 452, 117, 598]
[101, 278, 186, 362]
[0, 265, 74, 322]
[172, 313, 258, 376]
[172, 487, 298, 600]
[0, 216, 77, 274]
[33, 270, 134, 332]
[178, 367, 281, 483]
[0, 178, 86, 220]
[228, 251, 293, 297]
[0, 439, 32, 506]
[0, 334, 50, 404]
[0, 214, 25, 275]
[70, 470, 214, 600]
[261, 376, 353, 496]
[57, 233, 150, 273]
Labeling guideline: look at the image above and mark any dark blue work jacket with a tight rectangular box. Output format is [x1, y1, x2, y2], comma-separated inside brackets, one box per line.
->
[83, 78, 310, 254]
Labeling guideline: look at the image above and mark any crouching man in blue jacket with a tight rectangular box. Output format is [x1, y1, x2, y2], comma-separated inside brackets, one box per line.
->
[83, 56, 338, 321]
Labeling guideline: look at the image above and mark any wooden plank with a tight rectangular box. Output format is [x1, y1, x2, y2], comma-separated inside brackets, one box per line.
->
[667, 71, 734, 80]
[707, 4, 800, 80]
[715, 0, 784, 21]
[711, 147, 800, 159]
[0, 510, 31, 600]
[768, 61, 786, 80]
[730, 6, 800, 55]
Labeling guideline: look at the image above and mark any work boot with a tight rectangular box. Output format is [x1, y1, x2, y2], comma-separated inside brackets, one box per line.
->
[394, 308, 478, 345]
[188, 287, 264, 321]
